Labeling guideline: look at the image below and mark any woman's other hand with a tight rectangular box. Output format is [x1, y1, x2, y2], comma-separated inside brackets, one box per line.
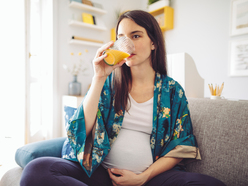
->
[93, 41, 126, 80]
[107, 168, 146, 186]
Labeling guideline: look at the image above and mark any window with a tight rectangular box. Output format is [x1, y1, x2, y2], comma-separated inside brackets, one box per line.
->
[26, 0, 55, 143]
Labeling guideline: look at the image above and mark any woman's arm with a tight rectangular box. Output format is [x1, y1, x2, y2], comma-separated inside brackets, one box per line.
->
[83, 76, 107, 137]
[108, 157, 183, 186]
[140, 157, 183, 184]
[82, 41, 126, 137]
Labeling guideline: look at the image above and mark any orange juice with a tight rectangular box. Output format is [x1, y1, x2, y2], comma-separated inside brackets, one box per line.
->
[103, 49, 130, 66]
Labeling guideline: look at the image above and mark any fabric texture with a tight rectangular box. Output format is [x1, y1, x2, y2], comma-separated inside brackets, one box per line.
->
[64, 73, 200, 177]
[15, 137, 66, 168]
[61, 106, 78, 161]
[187, 98, 248, 186]
[0, 167, 23, 186]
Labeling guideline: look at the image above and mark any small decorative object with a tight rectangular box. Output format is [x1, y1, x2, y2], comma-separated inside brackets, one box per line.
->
[63, 50, 90, 96]
[70, 0, 82, 3]
[208, 83, 224, 99]
[230, 0, 248, 36]
[82, 0, 93, 6]
[229, 38, 248, 76]
[68, 75, 81, 95]
[93, 2, 103, 9]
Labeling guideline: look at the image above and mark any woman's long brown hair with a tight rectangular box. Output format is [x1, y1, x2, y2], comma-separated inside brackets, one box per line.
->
[113, 10, 167, 114]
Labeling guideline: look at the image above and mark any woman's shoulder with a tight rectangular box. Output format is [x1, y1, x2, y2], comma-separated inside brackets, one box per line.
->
[159, 74, 187, 101]
[160, 74, 182, 90]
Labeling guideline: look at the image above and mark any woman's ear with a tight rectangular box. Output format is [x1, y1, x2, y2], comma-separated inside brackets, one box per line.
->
[151, 43, 155, 50]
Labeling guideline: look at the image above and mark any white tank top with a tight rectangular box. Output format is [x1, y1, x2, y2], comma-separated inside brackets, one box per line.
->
[102, 94, 153, 174]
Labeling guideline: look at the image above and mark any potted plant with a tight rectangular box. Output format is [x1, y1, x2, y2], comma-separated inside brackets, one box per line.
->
[148, 0, 170, 12]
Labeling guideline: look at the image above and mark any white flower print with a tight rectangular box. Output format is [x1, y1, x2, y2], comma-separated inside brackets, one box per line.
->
[112, 124, 121, 134]
[69, 150, 76, 158]
[77, 151, 84, 161]
[169, 80, 175, 86]
[97, 132, 104, 145]
[179, 89, 183, 98]
[109, 137, 117, 147]
[95, 154, 102, 163]
[150, 137, 155, 149]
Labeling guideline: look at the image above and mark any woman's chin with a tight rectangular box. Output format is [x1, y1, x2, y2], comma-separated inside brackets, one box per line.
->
[125, 60, 133, 67]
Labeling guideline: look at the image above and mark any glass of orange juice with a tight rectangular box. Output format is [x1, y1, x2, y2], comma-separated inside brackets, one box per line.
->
[103, 36, 134, 66]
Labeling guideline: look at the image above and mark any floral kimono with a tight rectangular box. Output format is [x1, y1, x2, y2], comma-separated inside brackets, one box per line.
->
[63, 72, 201, 177]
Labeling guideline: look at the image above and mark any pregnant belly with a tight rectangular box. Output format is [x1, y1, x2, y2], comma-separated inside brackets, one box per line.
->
[102, 128, 153, 174]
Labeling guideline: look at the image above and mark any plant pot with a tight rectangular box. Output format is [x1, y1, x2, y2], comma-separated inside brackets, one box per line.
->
[148, 0, 170, 12]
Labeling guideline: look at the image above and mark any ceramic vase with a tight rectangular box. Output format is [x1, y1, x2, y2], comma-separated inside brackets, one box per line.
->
[68, 75, 81, 96]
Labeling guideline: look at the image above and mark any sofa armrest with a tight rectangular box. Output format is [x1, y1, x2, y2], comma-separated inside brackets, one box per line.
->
[15, 137, 66, 168]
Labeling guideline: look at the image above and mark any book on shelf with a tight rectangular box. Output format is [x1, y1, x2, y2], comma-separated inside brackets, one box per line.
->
[82, 13, 96, 25]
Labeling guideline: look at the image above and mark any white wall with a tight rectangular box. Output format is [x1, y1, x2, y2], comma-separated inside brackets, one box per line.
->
[165, 0, 248, 100]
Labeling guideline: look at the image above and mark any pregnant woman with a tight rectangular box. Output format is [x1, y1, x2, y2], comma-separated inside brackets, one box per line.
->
[20, 10, 226, 186]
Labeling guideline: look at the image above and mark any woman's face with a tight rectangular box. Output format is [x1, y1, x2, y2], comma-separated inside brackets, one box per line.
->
[117, 18, 155, 67]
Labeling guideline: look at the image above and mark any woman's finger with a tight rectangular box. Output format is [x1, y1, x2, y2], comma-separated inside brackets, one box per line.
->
[95, 41, 114, 58]
[93, 53, 107, 65]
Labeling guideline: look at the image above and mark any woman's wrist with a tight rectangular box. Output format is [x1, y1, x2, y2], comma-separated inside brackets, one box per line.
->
[92, 75, 107, 84]
[138, 170, 152, 185]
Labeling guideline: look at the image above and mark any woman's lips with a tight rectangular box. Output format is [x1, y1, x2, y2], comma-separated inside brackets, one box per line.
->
[127, 54, 135, 59]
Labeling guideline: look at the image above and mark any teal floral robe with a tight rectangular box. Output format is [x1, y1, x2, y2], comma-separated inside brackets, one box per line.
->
[65, 72, 200, 177]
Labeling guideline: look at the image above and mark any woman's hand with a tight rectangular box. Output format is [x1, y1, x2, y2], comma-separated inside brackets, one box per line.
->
[107, 168, 146, 186]
[93, 41, 126, 80]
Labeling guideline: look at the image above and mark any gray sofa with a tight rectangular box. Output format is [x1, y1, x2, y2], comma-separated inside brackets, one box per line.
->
[1, 98, 248, 186]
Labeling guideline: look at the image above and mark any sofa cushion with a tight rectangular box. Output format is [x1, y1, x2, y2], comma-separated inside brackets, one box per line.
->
[0, 167, 23, 186]
[15, 137, 66, 168]
[187, 98, 248, 186]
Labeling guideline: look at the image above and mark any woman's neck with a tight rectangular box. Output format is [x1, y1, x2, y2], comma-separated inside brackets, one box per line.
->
[130, 64, 155, 87]
[128, 64, 155, 103]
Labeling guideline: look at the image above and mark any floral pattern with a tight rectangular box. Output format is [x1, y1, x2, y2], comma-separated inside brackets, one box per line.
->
[63, 73, 199, 177]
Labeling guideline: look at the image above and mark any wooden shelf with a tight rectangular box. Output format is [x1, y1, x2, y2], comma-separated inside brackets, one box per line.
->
[69, 1, 107, 14]
[69, 20, 107, 31]
[69, 39, 103, 47]
[149, 6, 174, 32]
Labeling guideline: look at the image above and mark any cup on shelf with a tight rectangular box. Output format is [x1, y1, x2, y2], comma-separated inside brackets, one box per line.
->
[210, 95, 221, 100]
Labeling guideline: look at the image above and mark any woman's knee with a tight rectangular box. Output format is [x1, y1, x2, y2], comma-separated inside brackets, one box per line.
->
[20, 157, 61, 186]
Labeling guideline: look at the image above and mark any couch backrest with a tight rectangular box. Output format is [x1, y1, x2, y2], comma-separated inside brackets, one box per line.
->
[187, 98, 248, 186]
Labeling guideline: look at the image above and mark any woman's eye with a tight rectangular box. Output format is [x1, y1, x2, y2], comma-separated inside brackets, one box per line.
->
[133, 35, 140, 39]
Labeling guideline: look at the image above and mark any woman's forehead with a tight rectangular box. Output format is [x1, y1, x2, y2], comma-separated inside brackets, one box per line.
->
[117, 18, 145, 35]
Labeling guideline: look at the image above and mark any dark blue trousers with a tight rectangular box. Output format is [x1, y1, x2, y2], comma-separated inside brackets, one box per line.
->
[20, 157, 226, 186]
